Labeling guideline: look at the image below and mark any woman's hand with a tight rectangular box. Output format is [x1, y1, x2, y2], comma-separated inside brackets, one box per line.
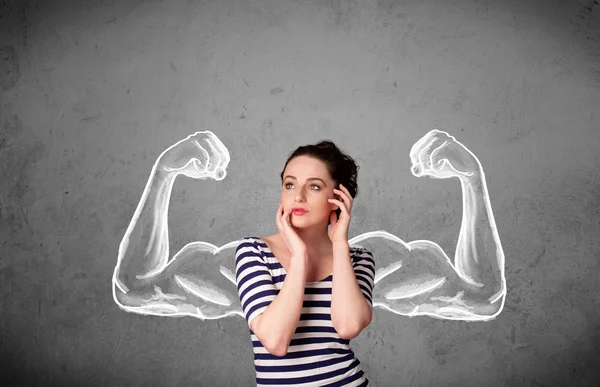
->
[275, 203, 307, 258]
[328, 183, 353, 244]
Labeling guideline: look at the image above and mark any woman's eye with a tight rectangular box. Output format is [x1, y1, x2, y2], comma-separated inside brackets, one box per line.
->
[284, 183, 320, 190]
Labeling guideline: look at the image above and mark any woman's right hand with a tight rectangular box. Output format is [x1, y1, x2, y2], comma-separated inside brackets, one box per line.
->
[158, 131, 230, 181]
[275, 203, 307, 259]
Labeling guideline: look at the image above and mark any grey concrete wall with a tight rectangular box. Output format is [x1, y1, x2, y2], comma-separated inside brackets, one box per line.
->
[1, 0, 599, 385]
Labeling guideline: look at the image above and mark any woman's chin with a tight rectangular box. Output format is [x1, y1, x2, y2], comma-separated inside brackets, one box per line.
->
[290, 217, 308, 227]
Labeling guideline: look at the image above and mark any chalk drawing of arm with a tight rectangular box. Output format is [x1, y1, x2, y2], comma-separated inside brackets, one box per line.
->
[112, 131, 243, 320]
[350, 130, 506, 321]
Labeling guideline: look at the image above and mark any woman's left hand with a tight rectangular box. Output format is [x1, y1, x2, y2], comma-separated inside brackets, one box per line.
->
[328, 183, 353, 244]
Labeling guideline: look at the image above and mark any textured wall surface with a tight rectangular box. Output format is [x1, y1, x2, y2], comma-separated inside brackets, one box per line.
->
[1, 0, 599, 386]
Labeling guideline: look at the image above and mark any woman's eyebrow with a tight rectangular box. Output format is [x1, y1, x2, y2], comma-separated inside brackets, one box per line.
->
[284, 175, 327, 186]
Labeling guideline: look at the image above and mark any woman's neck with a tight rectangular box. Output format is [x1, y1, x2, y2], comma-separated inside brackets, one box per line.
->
[284, 224, 333, 258]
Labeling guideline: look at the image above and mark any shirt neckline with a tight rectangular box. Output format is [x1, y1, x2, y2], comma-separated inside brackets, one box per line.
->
[253, 237, 334, 284]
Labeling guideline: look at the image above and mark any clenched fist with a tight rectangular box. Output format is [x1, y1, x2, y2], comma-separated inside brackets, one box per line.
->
[409, 129, 481, 180]
[158, 131, 230, 181]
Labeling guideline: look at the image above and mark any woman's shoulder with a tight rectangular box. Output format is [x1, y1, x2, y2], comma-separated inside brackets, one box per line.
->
[236, 236, 276, 253]
[240, 236, 260, 242]
[235, 237, 268, 267]
[350, 246, 375, 262]
[350, 245, 372, 254]
[236, 236, 262, 252]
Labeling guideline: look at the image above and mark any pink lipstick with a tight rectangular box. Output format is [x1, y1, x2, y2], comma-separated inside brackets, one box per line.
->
[292, 208, 307, 215]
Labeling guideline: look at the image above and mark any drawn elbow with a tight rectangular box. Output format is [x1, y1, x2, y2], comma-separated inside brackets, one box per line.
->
[469, 296, 504, 320]
[483, 283, 506, 311]
[486, 296, 505, 316]
[466, 282, 505, 317]
[112, 278, 148, 309]
[112, 280, 135, 308]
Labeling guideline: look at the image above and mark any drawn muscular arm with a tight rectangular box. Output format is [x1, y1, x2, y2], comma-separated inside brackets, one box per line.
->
[361, 130, 506, 321]
[111, 131, 239, 319]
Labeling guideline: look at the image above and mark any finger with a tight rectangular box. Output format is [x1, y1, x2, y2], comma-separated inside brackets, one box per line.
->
[333, 188, 346, 202]
[200, 137, 222, 172]
[203, 138, 222, 168]
[429, 140, 449, 172]
[329, 211, 337, 225]
[192, 158, 203, 172]
[337, 185, 353, 206]
[328, 197, 340, 211]
[328, 198, 348, 214]
[188, 139, 209, 169]
[206, 131, 231, 166]
[282, 208, 291, 227]
[206, 134, 230, 170]
[409, 130, 437, 166]
[334, 189, 352, 211]
[275, 204, 284, 231]
[275, 207, 290, 249]
[335, 185, 351, 202]
[417, 137, 440, 172]
[340, 184, 352, 201]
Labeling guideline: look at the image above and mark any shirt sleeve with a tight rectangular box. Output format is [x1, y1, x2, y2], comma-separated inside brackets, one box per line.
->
[235, 238, 278, 330]
[351, 247, 376, 308]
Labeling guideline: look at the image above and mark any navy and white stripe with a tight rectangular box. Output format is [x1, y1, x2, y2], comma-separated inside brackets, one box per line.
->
[235, 237, 375, 387]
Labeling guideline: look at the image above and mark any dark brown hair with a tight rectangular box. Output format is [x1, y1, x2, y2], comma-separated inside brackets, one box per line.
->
[280, 140, 359, 225]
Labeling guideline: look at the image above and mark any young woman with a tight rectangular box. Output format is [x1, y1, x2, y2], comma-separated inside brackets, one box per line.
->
[235, 141, 375, 386]
[113, 130, 505, 385]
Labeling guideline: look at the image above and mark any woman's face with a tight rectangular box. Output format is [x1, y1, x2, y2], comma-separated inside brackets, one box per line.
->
[281, 156, 339, 228]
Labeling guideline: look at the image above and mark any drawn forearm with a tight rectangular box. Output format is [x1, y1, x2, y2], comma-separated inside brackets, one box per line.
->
[455, 170, 505, 300]
[114, 164, 177, 292]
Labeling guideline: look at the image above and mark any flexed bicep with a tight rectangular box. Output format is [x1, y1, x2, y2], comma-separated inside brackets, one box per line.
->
[350, 231, 503, 321]
[114, 240, 243, 319]
[350, 130, 506, 321]
[112, 131, 239, 319]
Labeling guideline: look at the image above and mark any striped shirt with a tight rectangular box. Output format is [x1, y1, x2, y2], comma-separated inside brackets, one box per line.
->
[235, 236, 375, 386]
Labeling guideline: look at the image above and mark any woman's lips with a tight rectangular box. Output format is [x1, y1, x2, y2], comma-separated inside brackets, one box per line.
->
[292, 209, 307, 215]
